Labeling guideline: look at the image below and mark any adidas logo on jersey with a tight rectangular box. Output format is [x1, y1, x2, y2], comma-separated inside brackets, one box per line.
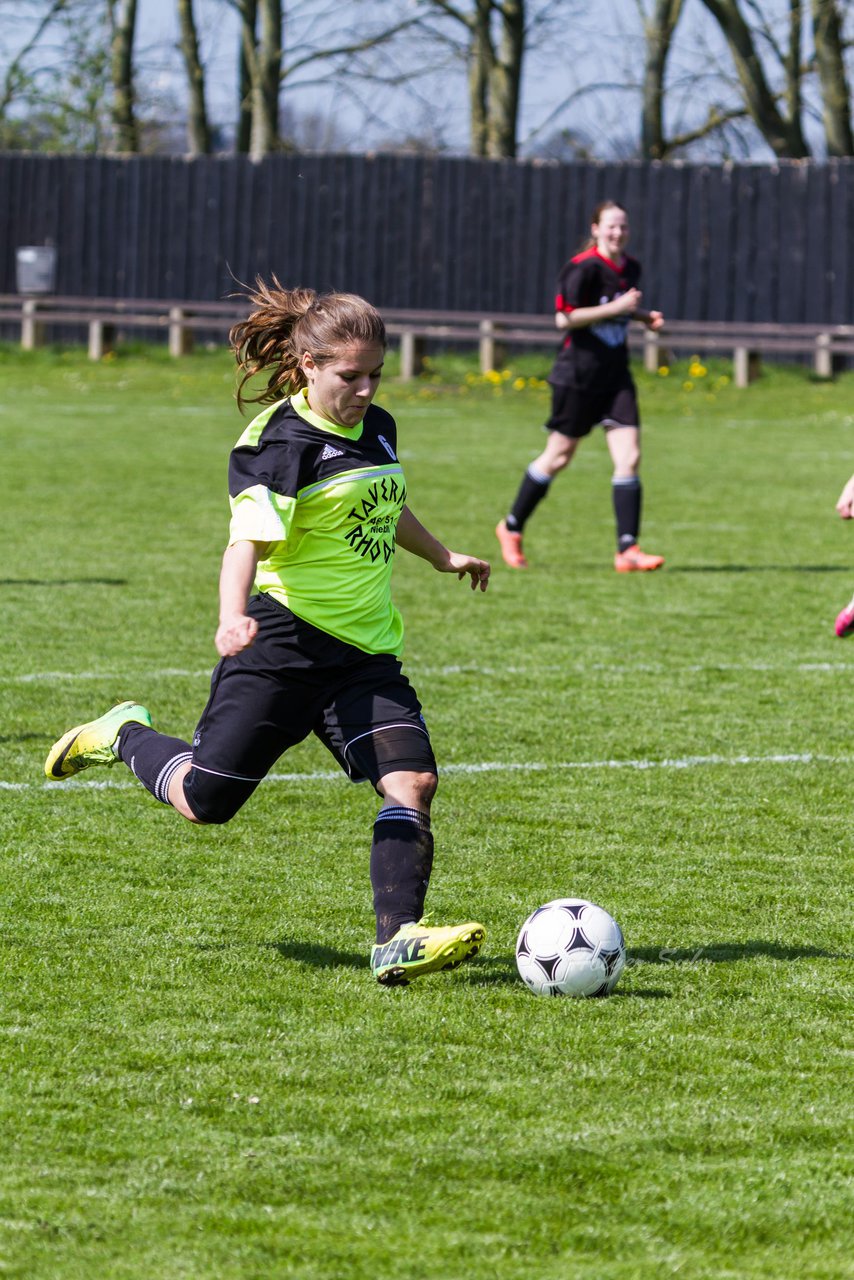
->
[320, 443, 344, 460]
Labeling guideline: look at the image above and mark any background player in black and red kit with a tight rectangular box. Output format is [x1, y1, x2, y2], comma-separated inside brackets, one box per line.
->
[833, 469, 854, 636]
[496, 201, 665, 572]
[45, 283, 490, 988]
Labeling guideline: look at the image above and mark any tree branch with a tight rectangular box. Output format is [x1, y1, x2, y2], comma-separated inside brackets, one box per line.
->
[0, 0, 68, 116]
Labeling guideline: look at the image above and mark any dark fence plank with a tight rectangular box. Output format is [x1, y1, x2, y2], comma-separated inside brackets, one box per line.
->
[777, 164, 805, 322]
[828, 163, 852, 324]
[753, 164, 778, 322]
[706, 166, 734, 321]
[804, 164, 829, 322]
[731, 167, 756, 322]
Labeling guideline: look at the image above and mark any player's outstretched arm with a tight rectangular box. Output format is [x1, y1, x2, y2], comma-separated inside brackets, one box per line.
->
[395, 506, 490, 592]
[556, 287, 644, 331]
[836, 473, 854, 519]
[215, 539, 268, 655]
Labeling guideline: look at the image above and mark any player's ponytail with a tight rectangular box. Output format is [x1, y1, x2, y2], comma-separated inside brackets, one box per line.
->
[230, 277, 386, 410]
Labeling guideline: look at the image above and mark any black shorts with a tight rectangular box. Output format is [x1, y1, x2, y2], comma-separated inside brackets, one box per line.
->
[545, 376, 640, 440]
[184, 593, 436, 824]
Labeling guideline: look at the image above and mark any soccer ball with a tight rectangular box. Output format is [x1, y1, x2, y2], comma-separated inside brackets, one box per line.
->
[515, 898, 626, 997]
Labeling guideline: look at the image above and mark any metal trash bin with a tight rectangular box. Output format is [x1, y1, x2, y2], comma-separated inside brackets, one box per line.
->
[16, 245, 57, 294]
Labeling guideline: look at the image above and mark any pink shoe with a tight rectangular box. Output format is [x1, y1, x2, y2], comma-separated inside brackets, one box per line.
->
[614, 544, 665, 573]
[495, 520, 529, 569]
[835, 602, 854, 637]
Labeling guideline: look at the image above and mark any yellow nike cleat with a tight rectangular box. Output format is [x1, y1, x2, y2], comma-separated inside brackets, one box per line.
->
[371, 920, 486, 986]
[44, 701, 152, 780]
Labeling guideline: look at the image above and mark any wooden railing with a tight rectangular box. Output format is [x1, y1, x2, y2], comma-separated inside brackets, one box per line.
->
[2, 295, 853, 387]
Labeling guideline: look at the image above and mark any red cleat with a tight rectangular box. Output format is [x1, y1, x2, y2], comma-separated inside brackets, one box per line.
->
[614, 544, 665, 573]
[495, 519, 529, 569]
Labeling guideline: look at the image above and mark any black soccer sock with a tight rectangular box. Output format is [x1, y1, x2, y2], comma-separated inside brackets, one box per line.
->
[115, 722, 194, 807]
[370, 806, 434, 944]
[506, 466, 552, 532]
[612, 476, 642, 551]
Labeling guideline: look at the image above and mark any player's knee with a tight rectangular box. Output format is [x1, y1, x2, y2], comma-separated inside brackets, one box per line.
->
[379, 768, 438, 811]
[184, 795, 241, 825]
[412, 770, 438, 807]
[543, 443, 574, 473]
[614, 450, 640, 477]
[181, 772, 256, 825]
[193, 805, 234, 826]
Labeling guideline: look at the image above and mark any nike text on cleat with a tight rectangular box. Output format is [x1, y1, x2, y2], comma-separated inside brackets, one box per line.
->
[835, 602, 854, 638]
[370, 920, 486, 986]
[44, 701, 152, 780]
[495, 520, 529, 569]
[614, 544, 665, 573]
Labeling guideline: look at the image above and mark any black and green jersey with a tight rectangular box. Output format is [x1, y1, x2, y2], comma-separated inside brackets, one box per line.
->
[228, 390, 407, 655]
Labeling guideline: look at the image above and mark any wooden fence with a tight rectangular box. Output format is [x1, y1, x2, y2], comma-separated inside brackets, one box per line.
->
[4, 293, 853, 386]
[1, 153, 854, 323]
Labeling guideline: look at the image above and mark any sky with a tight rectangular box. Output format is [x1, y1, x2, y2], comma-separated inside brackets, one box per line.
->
[5, 0, 840, 160]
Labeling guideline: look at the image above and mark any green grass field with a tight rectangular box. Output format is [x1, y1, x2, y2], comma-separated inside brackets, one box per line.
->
[1, 344, 852, 1280]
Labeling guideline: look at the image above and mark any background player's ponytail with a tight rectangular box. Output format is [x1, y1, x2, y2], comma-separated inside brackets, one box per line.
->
[230, 277, 387, 410]
[578, 200, 625, 252]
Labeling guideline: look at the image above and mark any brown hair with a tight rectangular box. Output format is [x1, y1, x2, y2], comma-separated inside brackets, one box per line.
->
[579, 200, 627, 252]
[229, 276, 387, 410]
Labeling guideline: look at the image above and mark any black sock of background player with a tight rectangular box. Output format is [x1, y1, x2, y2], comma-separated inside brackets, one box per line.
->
[371, 807, 434, 944]
[612, 476, 642, 551]
[116, 722, 194, 806]
[505, 466, 551, 532]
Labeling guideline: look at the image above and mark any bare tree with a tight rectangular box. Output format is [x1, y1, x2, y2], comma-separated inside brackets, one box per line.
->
[232, 0, 283, 157]
[423, 0, 526, 157]
[235, 0, 256, 151]
[811, 0, 853, 156]
[486, 0, 854, 162]
[7, 0, 853, 161]
[639, 0, 685, 158]
[0, 0, 68, 121]
[252, 0, 282, 158]
[489, 0, 525, 156]
[177, 0, 211, 154]
[0, 0, 120, 151]
[696, 0, 808, 156]
[108, 0, 139, 152]
[468, 0, 491, 154]
[227, 1, 430, 158]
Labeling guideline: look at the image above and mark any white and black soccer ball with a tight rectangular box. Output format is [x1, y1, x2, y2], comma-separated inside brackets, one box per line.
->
[515, 898, 626, 997]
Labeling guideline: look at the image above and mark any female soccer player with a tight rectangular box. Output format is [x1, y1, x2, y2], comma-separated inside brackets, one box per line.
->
[834, 470, 854, 636]
[496, 200, 665, 572]
[45, 282, 489, 987]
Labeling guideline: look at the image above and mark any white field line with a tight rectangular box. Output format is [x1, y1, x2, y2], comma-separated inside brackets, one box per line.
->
[6, 669, 213, 684]
[5, 661, 854, 686]
[5, 751, 853, 793]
